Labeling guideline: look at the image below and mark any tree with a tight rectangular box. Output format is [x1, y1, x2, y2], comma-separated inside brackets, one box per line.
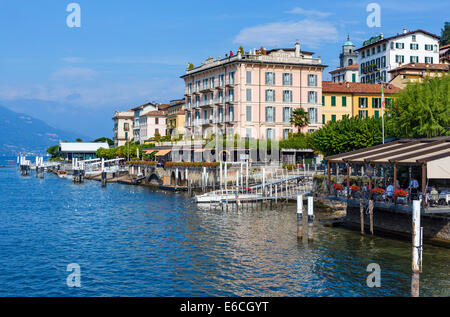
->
[290, 108, 310, 132]
[237, 46, 245, 55]
[441, 22, 450, 46]
[313, 116, 383, 157]
[187, 62, 194, 70]
[93, 137, 114, 147]
[75, 138, 83, 142]
[386, 75, 450, 138]
[279, 133, 314, 150]
[46, 145, 60, 158]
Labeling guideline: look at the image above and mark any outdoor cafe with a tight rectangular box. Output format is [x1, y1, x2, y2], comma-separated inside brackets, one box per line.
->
[324, 136, 450, 212]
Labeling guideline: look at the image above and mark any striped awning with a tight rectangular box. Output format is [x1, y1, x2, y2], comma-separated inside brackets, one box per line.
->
[324, 136, 450, 167]
[154, 149, 172, 156]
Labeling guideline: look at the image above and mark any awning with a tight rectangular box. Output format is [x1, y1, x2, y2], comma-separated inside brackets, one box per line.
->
[427, 156, 450, 179]
[155, 149, 172, 157]
[194, 149, 206, 153]
[144, 150, 158, 155]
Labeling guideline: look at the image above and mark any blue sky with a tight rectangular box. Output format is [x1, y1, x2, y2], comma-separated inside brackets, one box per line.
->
[0, 0, 448, 138]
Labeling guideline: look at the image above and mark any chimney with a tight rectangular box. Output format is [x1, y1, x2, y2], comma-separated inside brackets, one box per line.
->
[403, 28, 407, 34]
[295, 42, 301, 57]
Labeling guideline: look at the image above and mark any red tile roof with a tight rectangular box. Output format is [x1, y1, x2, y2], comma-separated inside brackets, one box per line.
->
[388, 63, 450, 73]
[322, 81, 400, 94]
[329, 64, 359, 74]
[140, 110, 168, 117]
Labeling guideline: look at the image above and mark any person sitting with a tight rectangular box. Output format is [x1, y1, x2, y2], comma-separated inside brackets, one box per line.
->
[429, 187, 439, 207]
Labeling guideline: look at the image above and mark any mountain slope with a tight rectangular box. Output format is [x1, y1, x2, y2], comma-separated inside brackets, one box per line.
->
[0, 104, 84, 155]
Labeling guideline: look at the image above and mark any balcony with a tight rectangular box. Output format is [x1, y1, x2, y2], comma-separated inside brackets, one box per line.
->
[225, 96, 236, 104]
[214, 98, 224, 105]
[225, 79, 235, 87]
[200, 99, 214, 107]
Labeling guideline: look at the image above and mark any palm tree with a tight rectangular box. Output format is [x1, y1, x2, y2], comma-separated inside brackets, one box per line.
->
[290, 108, 310, 132]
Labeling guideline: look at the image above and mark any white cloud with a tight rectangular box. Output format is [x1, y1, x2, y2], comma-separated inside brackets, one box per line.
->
[287, 7, 333, 18]
[234, 19, 339, 48]
[50, 66, 98, 81]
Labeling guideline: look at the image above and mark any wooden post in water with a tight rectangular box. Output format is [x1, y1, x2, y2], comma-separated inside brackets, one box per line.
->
[307, 196, 314, 241]
[360, 200, 365, 235]
[411, 200, 422, 297]
[297, 195, 303, 240]
[369, 200, 374, 235]
[101, 171, 107, 187]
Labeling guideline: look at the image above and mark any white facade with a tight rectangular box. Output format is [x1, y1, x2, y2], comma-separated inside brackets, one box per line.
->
[357, 29, 440, 84]
[132, 103, 158, 144]
[113, 110, 134, 147]
[139, 111, 167, 142]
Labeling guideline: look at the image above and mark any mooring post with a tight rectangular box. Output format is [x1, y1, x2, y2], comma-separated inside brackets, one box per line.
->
[412, 200, 422, 297]
[101, 171, 107, 187]
[369, 200, 374, 235]
[275, 184, 278, 205]
[360, 200, 365, 235]
[297, 195, 303, 240]
[307, 196, 314, 241]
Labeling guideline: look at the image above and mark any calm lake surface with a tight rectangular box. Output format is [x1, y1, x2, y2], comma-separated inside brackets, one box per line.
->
[0, 157, 449, 297]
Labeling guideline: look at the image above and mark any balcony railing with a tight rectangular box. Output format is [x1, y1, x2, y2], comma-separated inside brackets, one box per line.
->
[225, 96, 235, 103]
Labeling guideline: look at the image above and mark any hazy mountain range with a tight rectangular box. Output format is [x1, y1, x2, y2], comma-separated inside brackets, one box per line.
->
[0, 104, 87, 155]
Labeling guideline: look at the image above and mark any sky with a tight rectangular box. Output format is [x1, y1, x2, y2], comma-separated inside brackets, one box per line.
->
[0, 0, 448, 138]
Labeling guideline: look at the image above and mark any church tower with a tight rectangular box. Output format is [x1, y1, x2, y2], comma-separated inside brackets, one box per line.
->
[340, 35, 358, 67]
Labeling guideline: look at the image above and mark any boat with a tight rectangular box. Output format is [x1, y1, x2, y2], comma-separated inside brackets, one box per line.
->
[57, 171, 68, 178]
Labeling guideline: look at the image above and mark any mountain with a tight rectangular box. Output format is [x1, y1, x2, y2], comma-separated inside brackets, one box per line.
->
[0, 104, 86, 155]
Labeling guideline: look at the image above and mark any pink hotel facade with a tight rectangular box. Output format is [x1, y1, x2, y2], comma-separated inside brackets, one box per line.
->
[181, 43, 326, 141]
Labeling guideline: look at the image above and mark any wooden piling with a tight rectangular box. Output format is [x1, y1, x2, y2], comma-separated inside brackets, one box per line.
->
[297, 195, 303, 240]
[369, 200, 374, 235]
[360, 200, 365, 235]
[307, 196, 314, 241]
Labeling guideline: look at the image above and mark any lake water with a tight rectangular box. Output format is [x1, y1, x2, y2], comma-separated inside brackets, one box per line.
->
[0, 157, 449, 297]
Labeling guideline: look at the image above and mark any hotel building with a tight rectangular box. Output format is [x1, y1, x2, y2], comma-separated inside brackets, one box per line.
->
[112, 110, 134, 147]
[357, 29, 440, 84]
[181, 43, 326, 141]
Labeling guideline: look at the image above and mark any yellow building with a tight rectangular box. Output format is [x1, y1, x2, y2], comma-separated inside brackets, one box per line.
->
[388, 63, 449, 89]
[167, 99, 186, 136]
[322, 81, 400, 122]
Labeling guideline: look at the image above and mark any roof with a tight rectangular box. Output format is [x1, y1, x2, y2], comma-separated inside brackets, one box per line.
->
[356, 29, 440, 52]
[140, 110, 168, 117]
[329, 64, 359, 74]
[322, 81, 400, 94]
[265, 48, 315, 55]
[157, 104, 170, 110]
[59, 142, 109, 153]
[388, 63, 450, 73]
[131, 102, 157, 111]
[325, 136, 450, 166]
[440, 44, 450, 50]
[113, 110, 134, 119]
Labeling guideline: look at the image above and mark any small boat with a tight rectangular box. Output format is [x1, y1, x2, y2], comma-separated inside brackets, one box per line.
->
[57, 171, 68, 178]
